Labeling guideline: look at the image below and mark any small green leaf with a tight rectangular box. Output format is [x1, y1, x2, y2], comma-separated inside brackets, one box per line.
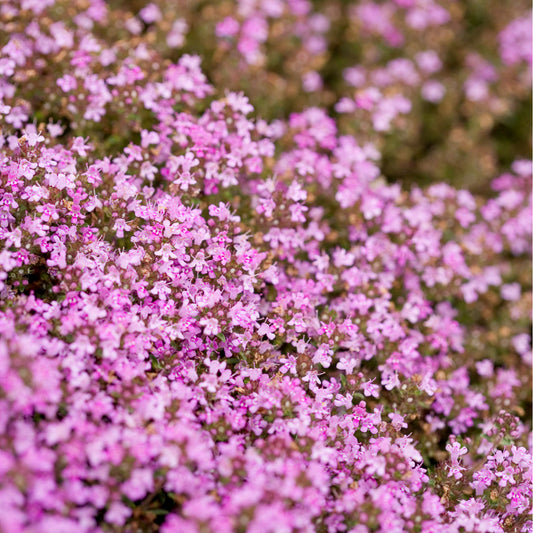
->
[150, 509, 170, 516]
[121, 496, 136, 508]
[149, 354, 162, 370]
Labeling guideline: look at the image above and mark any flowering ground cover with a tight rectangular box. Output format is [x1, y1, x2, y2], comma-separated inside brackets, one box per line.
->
[0, 1, 531, 532]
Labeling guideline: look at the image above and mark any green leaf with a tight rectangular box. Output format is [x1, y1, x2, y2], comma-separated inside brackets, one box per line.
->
[149, 354, 162, 370]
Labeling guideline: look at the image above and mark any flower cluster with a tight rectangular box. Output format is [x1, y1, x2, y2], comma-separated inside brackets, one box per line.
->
[0, 1, 531, 532]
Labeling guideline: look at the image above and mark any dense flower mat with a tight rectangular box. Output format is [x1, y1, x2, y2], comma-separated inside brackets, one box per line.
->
[0, 1, 531, 532]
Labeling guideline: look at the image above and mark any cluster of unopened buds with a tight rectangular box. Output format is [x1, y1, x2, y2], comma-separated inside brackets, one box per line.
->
[0, 0, 531, 532]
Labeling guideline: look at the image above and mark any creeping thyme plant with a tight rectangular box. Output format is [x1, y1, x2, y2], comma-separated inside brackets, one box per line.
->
[0, 1, 531, 532]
